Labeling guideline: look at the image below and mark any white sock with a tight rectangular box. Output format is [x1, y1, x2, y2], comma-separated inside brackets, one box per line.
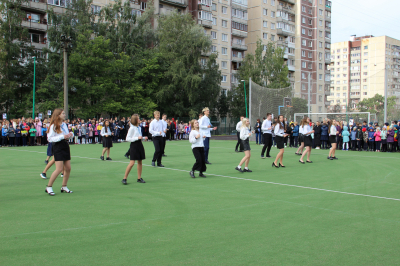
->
[245, 167, 248, 170]
[237, 165, 241, 169]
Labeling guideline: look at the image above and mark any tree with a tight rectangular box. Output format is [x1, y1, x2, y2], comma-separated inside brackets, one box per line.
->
[216, 92, 230, 117]
[155, 12, 221, 117]
[287, 98, 308, 121]
[229, 39, 290, 117]
[356, 94, 396, 122]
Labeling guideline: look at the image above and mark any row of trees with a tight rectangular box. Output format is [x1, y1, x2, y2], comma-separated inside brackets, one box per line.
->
[0, 0, 221, 119]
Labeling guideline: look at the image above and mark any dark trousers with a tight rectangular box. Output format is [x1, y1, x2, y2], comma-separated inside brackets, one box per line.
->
[30, 136, 35, 146]
[261, 133, 272, 156]
[152, 136, 163, 164]
[22, 137, 27, 146]
[294, 136, 299, 147]
[2, 136, 7, 146]
[290, 136, 294, 147]
[357, 140, 362, 151]
[162, 136, 167, 154]
[204, 137, 210, 162]
[192, 147, 206, 173]
[321, 140, 327, 149]
[369, 141, 375, 151]
[375, 141, 381, 151]
[351, 140, 356, 150]
[363, 142, 368, 150]
[169, 131, 174, 140]
[235, 132, 243, 151]
[15, 137, 21, 146]
[9, 137, 15, 146]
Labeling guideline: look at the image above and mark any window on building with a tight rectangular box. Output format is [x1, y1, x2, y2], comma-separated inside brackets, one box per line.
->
[308, 52, 312, 58]
[363, 92, 367, 95]
[271, 23, 275, 29]
[222, 6, 227, 14]
[221, 47, 227, 55]
[212, 17, 217, 25]
[302, 73, 306, 79]
[302, 61, 306, 68]
[302, 51, 305, 57]
[319, 74, 322, 80]
[319, 63, 322, 69]
[211, 45, 217, 52]
[263, 9, 268, 15]
[221, 61, 227, 69]
[271, 11, 275, 18]
[364, 45, 368, 50]
[263, 21, 268, 27]
[222, 75, 227, 82]
[211, 31, 217, 39]
[271, 35, 275, 41]
[222, 33, 227, 41]
[222, 20, 227, 27]
[263, 33, 268, 39]
[212, 3, 216, 11]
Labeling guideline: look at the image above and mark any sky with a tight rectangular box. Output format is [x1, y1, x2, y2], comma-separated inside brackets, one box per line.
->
[331, 0, 400, 43]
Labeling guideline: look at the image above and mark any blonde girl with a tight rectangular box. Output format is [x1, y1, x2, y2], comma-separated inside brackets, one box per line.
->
[188, 119, 207, 178]
[299, 117, 314, 164]
[328, 119, 338, 160]
[235, 118, 253, 173]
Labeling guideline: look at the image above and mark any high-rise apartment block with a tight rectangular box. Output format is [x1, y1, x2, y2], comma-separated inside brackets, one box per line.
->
[328, 35, 400, 112]
[19, 0, 332, 113]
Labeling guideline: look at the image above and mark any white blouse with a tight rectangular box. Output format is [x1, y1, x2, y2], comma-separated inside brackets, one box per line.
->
[329, 125, 337, 136]
[126, 125, 142, 142]
[240, 126, 251, 140]
[274, 122, 285, 137]
[302, 124, 312, 136]
[101, 127, 112, 136]
[47, 123, 72, 143]
[189, 130, 204, 149]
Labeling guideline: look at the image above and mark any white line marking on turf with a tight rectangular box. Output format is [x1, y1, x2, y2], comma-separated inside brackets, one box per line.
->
[3, 148, 400, 202]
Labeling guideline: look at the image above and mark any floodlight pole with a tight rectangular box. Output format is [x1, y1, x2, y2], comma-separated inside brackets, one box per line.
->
[242, 80, 248, 118]
[384, 68, 388, 123]
[32, 56, 36, 119]
[308, 73, 311, 117]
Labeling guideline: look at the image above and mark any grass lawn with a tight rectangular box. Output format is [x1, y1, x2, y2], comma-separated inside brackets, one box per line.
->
[1, 140, 400, 265]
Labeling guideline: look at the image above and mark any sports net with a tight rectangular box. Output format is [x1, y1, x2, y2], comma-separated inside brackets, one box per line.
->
[293, 112, 377, 125]
[249, 80, 292, 130]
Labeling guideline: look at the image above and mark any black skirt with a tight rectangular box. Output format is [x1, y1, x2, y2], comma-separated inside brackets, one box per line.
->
[329, 135, 336, 144]
[53, 140, 71, 161]
[130, 140, 146, 161]
[304, 135, 313, 147]
[192, 147, 206, 172]
[299, 134, 304, 143]
[242, 138, 251, 151]
[276, 136, 285, 149]
[102, 136, 113, 148]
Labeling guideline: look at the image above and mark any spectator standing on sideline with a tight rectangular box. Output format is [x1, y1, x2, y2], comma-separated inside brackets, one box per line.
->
[235, 116, 244, 152]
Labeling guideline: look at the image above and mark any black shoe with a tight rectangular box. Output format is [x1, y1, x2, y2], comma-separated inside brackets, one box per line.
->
[137, 178, 146, 183]
[106, 157, 112, 161]
[205, 161, 211, 165]
[157, 164, 164, 167]
[235, 167, 243, 172]
[327, 156, 332, 160]
[266, 155, 271, 158]
[45, 160, 48, 165]
[299, 160, 305, 164]
[332, 157, 338, 160]
[235, 150, 239, 153]
[261, 155, 265, 159]
[151, 161, 155, 167]
[279, 163, 285, 168]
[162, 154, 167, 157]
[100, 156, 104, 160]
[40, 173, 47, 179]
[124, 154, 129, 159]
[272, 162, 279, 168]
[243, 169, 252, 172]
[190, 171, 195, 178]
[295, 153, 299, 155]
[199, 173, 206, 177]
[122, 179, 127, 185]
[306, 160, 313, 163]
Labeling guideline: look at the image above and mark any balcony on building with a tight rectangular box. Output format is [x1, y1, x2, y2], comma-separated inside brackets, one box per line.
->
[350, 94, 360, 99]
[232, 61, 242, 74]
[232, 37, 247, 51]
[27, 32, 47, 50]
[287, 64, 295, 72]
[276, 16, 295, 26]
[22, 13, 48, 32]
[20, 0, 47, 13]
[325, 57, 331, 64]
[196, 0, 210, 10]
[325, 101, 331, 106]
[277, 28, 294, 37]
[326, 0, 332, 9]
[201, 50, 211, 57]
[198, 19, 212, 28]
[232, 50, 245, 62]
[232, 29, 247, 38]
[277, 4, 295, 15]
[279, 0, 295, 4]
[231, 0, 247, 8]
[325, 11, 331, 22]
[160, 0, 187, 7]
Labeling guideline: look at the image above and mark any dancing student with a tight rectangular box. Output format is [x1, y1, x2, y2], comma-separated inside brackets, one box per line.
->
[235, 118, 253, 173]
[295, 119, 305, 156]
[149, 111, 165, 167]
[189, 119, 207, 178]
[261, 113, 273, 158]
[162, 114, 168, 157]
[272, 115, 289, 168]
[235, 116, 244, 152]
[199, 107, 217, 164]
[299, 117, 314, 164]
[328, 119, 339, 160]
[45, 109, 74, 195]
[100, 120, 113, 161]
[122, 114, 147, 185]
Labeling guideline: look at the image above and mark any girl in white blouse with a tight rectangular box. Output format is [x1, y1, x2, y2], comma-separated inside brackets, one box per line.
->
[100, 120, 113, 161]
[45, 108, 74, 196]
[273, 115, 289, 168]
[122, 114, 147, 185]
[299, 117, 315, 164]
[328, 119, 338, 160]
[189, 119, 207, 178]
[235, 118, 253, 173]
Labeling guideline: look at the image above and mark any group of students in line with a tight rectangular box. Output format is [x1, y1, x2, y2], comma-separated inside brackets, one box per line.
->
[39, 107, 217, 195]
[1, 117, 49, 147]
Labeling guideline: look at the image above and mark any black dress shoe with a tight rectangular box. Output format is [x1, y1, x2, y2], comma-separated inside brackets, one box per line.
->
[243, 169, 253, 172]
[332, 157, 338, 160]
[124, 154, 129, 159]
[151, 161, 155, 167]
[122, 179, 127, 185]
[199, 173, 206, 177]
[205, 161, 211, 165]
[137, 178, 146, 183]
[272, 162, 279, 168]
[157, 164, 165, 167]
[266, 155, 271, 158]
[106, 157, 112, 161]
[299, 160, 305, 164]
[189, 171, 195, 178]
[279, 163, 285, 168]
[162, 154, 167, 157]
[306, 160, 313, 163]
[100, 156, 104, 160]
[235, 167, 243, 172]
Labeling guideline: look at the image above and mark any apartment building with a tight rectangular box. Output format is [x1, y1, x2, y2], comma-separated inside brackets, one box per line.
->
[247, 0, 332, 115]
[328, 35, 400, 112]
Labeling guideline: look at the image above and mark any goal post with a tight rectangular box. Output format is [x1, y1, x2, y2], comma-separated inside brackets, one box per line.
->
[293, 112, 375, 125]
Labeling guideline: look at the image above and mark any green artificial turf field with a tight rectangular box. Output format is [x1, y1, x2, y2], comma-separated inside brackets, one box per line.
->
[1, 140, 400, 265]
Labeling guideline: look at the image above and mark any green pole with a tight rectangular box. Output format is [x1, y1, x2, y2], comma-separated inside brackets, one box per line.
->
[32, 57, 36, 119]
[244, 81, 248, 118]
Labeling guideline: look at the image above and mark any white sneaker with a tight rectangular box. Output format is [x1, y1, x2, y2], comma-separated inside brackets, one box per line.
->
[316, 147, 320, 149]
[61, 186, 73, 193]
[61, 173, 64, 178]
